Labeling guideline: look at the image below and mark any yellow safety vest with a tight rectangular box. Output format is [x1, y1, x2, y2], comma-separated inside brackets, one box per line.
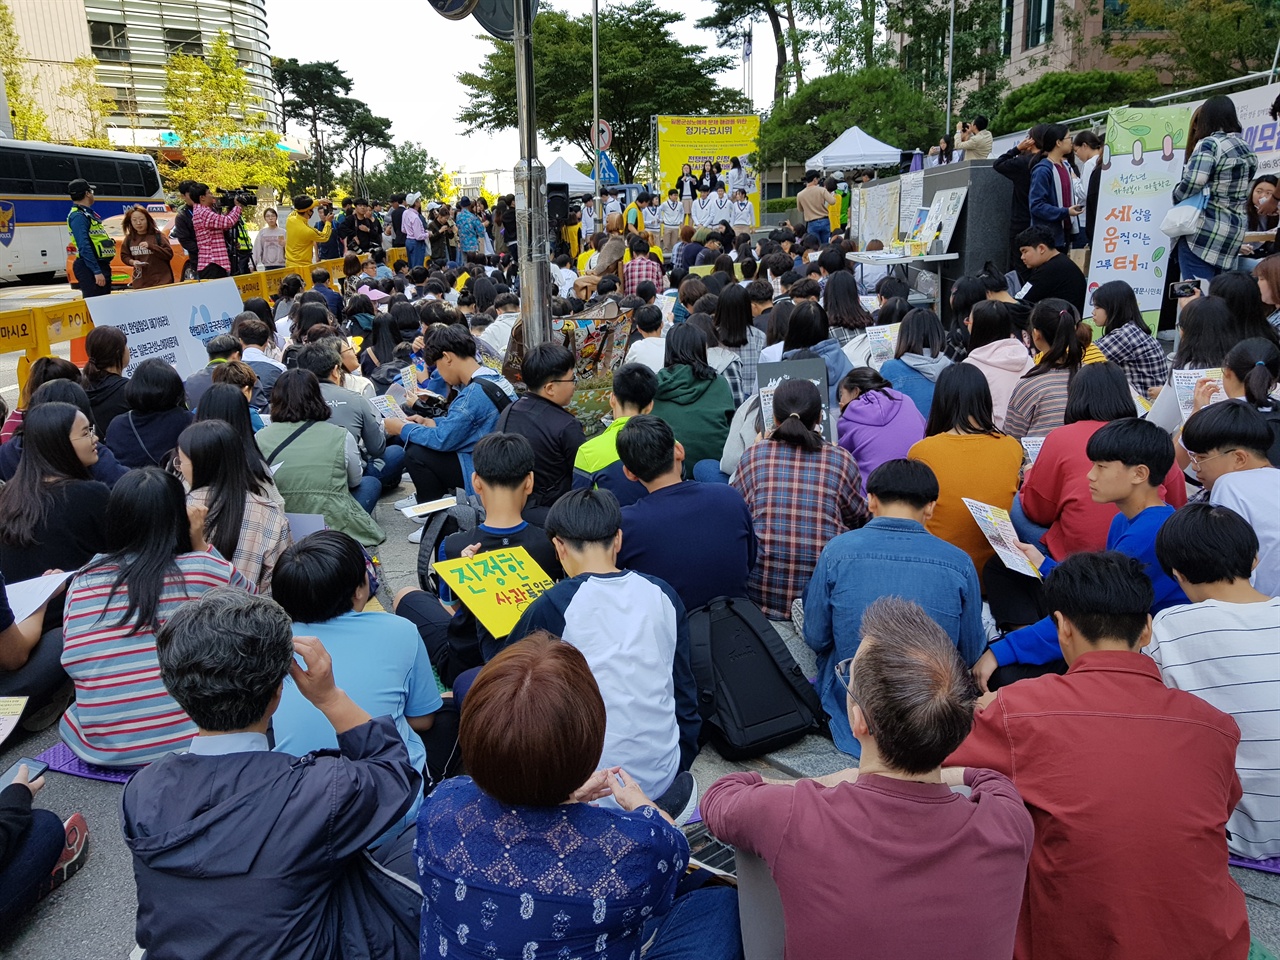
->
[624, 202, 645, 233]
[67, 205, 114, 260]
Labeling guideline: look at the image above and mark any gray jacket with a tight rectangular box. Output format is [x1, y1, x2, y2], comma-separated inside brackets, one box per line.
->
[320, 381, 387, 469]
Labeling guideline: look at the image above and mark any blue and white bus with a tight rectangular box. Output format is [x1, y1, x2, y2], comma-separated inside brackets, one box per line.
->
[0, 140, 165, 283]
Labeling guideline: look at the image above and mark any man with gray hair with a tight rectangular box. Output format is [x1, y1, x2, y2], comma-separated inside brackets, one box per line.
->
[701, 597, 1033, 958]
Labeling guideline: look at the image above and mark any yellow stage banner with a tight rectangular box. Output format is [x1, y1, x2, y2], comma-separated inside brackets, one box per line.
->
[655, 115, 761, 228]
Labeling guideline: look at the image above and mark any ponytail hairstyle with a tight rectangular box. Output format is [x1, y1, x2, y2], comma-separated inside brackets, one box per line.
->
[18, 356, 81, 410]
[82, 325, 129, 386]
[769, 377, 825, 452]
[1024, 299, 1084, 378]
[1223, 337, 1280, 408]
[840, 366, 893, 400]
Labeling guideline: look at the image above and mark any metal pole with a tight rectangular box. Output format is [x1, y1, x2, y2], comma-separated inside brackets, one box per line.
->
[513, 0, 551, 346]
[1272, 33, 1279, 77]
[592, 0, 601, 204]
[944, 0, 955, 129]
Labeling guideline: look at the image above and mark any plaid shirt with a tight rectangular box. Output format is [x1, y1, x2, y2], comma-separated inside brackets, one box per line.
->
[191, 202, 241, 272]
[1096, 322, 1170, 395]
[188, 488, 290, 594]
[731, 440, 868, 618]
[1173, 133, 1257, 268]
[726, 325, 767, 397]
[624, 255, 663, 297]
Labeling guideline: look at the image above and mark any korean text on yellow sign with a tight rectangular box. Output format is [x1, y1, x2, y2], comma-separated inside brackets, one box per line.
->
[432, 546, 554, 639]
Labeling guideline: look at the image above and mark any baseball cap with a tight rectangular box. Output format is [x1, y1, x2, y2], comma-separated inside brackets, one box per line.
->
[406, 192, 422, 205]
[68, 179, 94, 200]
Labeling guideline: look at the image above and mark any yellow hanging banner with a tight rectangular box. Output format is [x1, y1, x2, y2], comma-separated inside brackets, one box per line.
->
[655, 115, 761, 228]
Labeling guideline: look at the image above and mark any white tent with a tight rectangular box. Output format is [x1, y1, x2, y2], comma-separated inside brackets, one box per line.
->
[546, 156, 595, 193]
[806, 126, 902, 169]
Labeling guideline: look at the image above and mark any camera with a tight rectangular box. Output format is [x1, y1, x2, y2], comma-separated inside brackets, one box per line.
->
[217, 188, 258, 210]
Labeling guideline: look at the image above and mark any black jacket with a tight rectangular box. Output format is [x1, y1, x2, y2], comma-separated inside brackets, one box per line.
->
[496, 394, 587, 508]
[993, 148, 1036, 233]
[83, 372, 131, 437]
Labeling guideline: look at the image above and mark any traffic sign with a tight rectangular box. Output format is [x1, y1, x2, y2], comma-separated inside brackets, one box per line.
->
[427, 0, 478, 19]
[591, 120, 613, 152]
[597, 151, 620, 185]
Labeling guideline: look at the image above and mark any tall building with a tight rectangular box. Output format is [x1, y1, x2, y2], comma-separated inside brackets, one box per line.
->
[9, 0, 280, 143]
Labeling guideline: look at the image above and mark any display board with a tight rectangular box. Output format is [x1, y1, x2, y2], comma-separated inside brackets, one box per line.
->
[858, 180, 900, 246]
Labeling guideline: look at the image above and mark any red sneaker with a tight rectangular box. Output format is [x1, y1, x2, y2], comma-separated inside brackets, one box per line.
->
[45, 812, 90, 896]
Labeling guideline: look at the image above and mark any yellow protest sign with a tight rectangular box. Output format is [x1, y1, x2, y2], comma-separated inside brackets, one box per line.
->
[432, 546, 555, 639]
[656, 115, 761, 228]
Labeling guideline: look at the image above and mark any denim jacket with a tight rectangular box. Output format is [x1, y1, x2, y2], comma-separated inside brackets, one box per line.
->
[803, 516, 985, 756]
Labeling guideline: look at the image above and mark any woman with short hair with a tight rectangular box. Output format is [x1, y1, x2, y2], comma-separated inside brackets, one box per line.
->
[417, 632, 743, 960]
[104, 358, 192, 469]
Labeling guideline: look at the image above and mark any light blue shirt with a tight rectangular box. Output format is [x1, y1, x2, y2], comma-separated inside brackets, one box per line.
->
[272, 609, 442, 841]
[188, 731, 269, 755]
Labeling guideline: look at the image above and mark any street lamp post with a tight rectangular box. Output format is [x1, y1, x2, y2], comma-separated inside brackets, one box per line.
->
[592, 0, 601, 205]
[944, 0, 956, 130]
[513, 0, 551, 345]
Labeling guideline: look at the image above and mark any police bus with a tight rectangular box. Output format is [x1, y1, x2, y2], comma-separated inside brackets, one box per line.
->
[0, 140, 165, 284]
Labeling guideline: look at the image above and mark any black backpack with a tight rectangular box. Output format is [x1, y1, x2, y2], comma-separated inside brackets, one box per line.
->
[416, 495, 484, 594]
[687, 596, 827, 760]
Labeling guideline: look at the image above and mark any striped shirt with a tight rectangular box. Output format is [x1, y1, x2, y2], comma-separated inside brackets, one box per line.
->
[1147, 598, 1280, 859]
[732, 440, 869, 618]
[59, 549, 254, 766]
[1004, 368, 1071, 439]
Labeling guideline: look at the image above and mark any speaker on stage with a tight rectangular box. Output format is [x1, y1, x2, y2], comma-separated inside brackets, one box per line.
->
[547, 182, 570, 221]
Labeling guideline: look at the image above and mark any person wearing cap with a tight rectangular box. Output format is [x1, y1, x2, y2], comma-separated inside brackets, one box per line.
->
[285, 195, 334, 272]
[623, 192, 652, 237]
[66, 179, 115, 296]
[455, 197, 486, 258]
[402, 193, 428, 269]
[691, 184, 717, 228]
[603, 189, 623, 218]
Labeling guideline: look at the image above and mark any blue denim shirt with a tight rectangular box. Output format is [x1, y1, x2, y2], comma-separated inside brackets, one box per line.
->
[398, 368, 515, 496]
[802, 516, 985, 756]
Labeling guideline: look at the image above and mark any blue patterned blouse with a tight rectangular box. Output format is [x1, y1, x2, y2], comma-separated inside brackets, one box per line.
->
[416, 777, 688, 960]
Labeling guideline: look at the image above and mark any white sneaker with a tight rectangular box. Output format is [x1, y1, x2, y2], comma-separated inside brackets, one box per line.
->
[394, 494, 418, 511]
[408, 526, 424, 544]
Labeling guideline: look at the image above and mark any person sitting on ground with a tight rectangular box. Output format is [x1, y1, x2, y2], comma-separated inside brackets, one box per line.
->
[715, 283, 767, 397]
[183, 333, 241, 411]
[207, 360, 265, 429]
[0, 380, 128, 487]
[237, 318, 287, 411]
[1003, 299, 1088, 439]
[385, 324, 517, 506]
[1180, 400, 1279, 596]
[733, 378, 868, 619]
[804, 461, 985, 755]
[81, 324, 131, 437]
[878, 308, 953, 418]
[175, 421, 290, 594]
[0, 403, 109, 636]
[624, 304, 667, 374]
[704, 596, 1032, 959]
[0, 762, 89, 929]
[908, 364, 1023, 582]
[572, 363, 658, 506]
[395, 433, 562, 685]
[270, 531, 441, 843]
[781, 301, 853, 410]
[650, 323, 736, 479]
[1015, 363, 1186, 560]
[976, 418, 1189, 691]
[105, 358, 193, 470]
[0, 357, 81, 444]
[492, 342, 586, 523]
[124, 590, 422, 958]
[418, 633, 743, 960]
[195, 383, 279, 496]
[616, 415, 755, 611]
[295, 342, 403, 512]
[947, 551, 1248, 960]
[1013, 226, 1086, 314]
[687, 312, 747, 407]
[961, 301, 1034, 429]
[1189, 337, 1280, 465]
[836, 367, 927, 496]
[59, 468, 254, 766]
[1148, 503, 1279, 859]
[1090, 280, 1170, 396]
[506, 490, 700, 816]
[256, 370, 385, 547]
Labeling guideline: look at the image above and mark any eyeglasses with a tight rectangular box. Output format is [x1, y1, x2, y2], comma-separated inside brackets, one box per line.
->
[70, 428, 97, 443]
[551, 375, 577, 384]
[834, 657, 876, 737]
[1187, 449, 1235, 470]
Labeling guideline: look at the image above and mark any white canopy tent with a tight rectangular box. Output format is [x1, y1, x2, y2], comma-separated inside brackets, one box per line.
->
[806, 126, 902, 169]
[546, 156, 595, 193]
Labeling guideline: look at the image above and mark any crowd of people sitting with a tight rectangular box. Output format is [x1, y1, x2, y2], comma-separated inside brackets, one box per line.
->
[0, 158, 1277, 960]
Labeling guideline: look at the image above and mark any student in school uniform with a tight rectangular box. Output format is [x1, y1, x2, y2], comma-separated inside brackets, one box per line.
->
[657, 189, 686, 254]
[691, 186, 717, 228]
[710, 184, 732, 224]
[728, 189, 755, 230]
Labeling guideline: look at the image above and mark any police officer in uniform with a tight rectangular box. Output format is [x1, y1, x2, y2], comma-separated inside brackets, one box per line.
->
[66, 178, 115, 297]
[231, 217, 253, 275]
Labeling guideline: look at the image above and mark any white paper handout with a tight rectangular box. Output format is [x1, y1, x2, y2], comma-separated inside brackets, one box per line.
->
[4, 571, 73, 624]
[1171, 367, 1223, 421]
[1020, 436, 1046, 467]
[962, 498, 1042, 579]
[865, 323, 901, 368]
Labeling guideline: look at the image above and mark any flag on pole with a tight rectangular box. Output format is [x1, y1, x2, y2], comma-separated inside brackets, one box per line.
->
[743, 30, 752, 60]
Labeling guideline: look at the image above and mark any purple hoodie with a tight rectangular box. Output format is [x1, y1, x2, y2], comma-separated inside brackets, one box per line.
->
[836, 387, 927, 493]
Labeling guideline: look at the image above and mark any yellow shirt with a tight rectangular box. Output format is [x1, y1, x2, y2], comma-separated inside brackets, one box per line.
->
[285, 212, 332, 271]
[1034, 343, 1106, 366]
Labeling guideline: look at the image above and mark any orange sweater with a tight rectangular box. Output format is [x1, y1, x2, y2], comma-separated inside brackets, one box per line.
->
[909, 432, 1024, 581]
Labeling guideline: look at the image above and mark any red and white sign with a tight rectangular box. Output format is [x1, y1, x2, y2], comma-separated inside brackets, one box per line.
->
[591, 120, 613, 151]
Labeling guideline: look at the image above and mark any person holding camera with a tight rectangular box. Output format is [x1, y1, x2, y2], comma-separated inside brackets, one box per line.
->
[284, 195, 334, 273]
[952, 115, 993, 160]
[189, 183, 243, 280]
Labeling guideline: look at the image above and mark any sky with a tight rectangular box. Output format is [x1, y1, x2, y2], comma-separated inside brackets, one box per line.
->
[264, 0, 776, 175]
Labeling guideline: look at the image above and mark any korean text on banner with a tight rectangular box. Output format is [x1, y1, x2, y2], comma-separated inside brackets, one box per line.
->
[432, 546, 555, 639]
[656, 115, 762, 227]
[84, 277, 244, 380]
[1233, 83, 1280, 177]
[1087, 104, 1193, 317]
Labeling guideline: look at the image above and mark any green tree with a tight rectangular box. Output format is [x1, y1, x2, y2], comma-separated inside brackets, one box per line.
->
[755, 68, 937, 166]
[1104, 0, 1279, 84]
[695, 0, 805, 102]
[163, 32, 289, 195]
[334, 100, 392, 197]
[0, 0, 49, 140]
[272, 58, 354, 194]
[992, 69, 1161, 133]
[457, 1, 749, 182]
[794, 0, 885, 73]
[886, 0, 1009, 122]
[58, 56, 116, 148]
[362, 141, 448, 200]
